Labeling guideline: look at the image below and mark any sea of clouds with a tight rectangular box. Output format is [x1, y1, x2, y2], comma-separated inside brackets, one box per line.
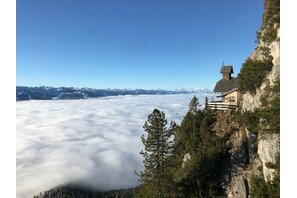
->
[16, 93, 216, 198]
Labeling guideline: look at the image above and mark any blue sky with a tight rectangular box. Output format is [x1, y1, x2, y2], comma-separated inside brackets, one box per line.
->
[16, 0, 263, 89]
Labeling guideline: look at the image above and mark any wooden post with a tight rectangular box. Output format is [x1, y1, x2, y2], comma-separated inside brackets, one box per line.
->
[205, 97, 208, 109]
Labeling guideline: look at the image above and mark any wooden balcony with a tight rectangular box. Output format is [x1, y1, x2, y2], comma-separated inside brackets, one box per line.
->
[207, 102, 238, 111]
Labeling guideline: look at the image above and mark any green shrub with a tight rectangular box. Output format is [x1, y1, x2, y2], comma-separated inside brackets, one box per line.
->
[236, 77, 279, 134]
[259, 77, 280, 133]
[250, 176, 271, 198]
[233, 110, 260, 133]
[250, 153, 280, 198]
[250, 175, 280, 198]
[261, 28, 278, 43]
[238, 58, 273, 94]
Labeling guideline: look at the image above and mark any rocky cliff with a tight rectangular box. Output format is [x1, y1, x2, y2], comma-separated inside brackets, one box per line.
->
[213, 0, 280, 197]
[213, 111, 279, 198]
[241, 28, 280, 112]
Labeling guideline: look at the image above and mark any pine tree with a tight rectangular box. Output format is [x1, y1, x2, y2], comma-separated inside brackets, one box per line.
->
[136, 109, 175, 197]
[188, 95, 199, 114]
[181, 96, 203, 153]
[172, 108, 225, 197]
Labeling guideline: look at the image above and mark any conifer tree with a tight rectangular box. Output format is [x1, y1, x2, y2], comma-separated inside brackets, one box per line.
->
[136, 109, 175, 197]
[172, 108, 224, 197]
[188, 95, 199, 114]
[185, 96, 203, 152]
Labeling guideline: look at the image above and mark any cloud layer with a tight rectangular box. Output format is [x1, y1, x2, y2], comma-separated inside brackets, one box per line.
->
[16, 93, 216, 198]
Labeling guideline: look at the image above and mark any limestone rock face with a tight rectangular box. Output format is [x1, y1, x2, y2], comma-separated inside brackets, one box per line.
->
[212, 111, 250, 198]
[241, 28, 280, 112]
[239, 28, 280, 191]
[258, 133, 280, 181]
[182, 153, 191, 168]
[227, 175, 248, 198]
[212, 110, 280, 198]
[229, 128, 248, 174]
[221, 127, 263, 198]
[246, 129, 257, 162]
[241, 91, 262, 112]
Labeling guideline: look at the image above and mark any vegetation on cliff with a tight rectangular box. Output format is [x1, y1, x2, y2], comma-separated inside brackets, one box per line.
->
[238, 56, 273, 94]
[135, 96, 225, 197]
[236, 76, 280, 135]
[248, 77, 280, 198]
[236, 0, 280, 196]
[250, 152, 280, 198]
[238, 0, 279, 95]
[257, 0, 280, 44]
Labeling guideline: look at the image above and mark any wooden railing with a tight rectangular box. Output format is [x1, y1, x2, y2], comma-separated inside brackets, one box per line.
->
[207, 102, 238, 111]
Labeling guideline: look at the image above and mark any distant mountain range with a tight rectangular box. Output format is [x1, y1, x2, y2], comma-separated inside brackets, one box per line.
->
[16, 86, 212, 101]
